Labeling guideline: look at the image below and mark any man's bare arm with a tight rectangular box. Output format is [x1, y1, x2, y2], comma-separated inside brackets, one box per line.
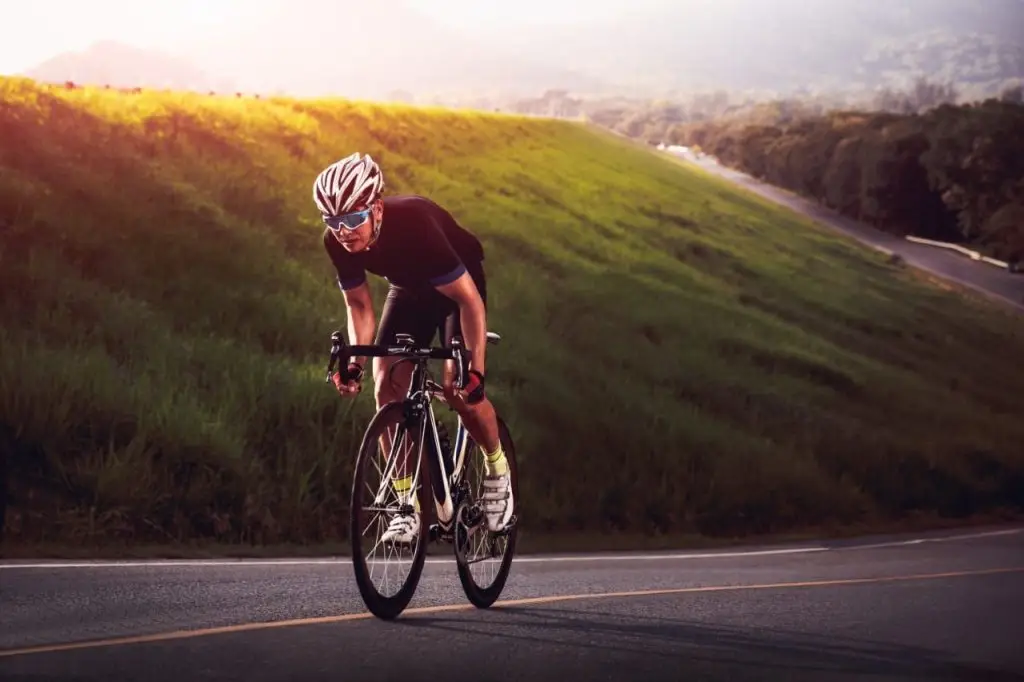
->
[434, 270, 487, 376]
[342, 281, 376, 370]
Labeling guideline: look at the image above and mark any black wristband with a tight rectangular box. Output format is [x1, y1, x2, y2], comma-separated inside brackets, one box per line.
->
[344, 362, 363, 382]
[465, 369, 486, 405]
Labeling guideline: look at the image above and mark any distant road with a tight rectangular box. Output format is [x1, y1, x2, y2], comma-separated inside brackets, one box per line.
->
[2, 526, 1024, 681]
[668, 150, 1024, 313]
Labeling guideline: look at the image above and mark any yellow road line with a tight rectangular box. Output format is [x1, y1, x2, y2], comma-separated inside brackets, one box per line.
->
[2, 565, 1021, 659]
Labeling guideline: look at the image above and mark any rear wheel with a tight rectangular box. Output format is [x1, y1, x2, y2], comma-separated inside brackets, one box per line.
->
[454, 416, 519, 608]
[350, 401, 431, 620]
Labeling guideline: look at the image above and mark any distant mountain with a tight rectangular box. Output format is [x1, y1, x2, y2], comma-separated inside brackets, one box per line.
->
[484, 0, 1024, 95]
[19, 0, 1024, 102]
[23, 40, 236, 93]
[177, 0, 610, 100]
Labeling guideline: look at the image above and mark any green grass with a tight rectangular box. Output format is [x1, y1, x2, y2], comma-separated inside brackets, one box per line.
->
[2, 77, 1024, 552]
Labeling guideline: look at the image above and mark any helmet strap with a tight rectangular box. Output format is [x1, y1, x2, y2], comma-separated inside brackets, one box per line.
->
[366, 206, 382, 249]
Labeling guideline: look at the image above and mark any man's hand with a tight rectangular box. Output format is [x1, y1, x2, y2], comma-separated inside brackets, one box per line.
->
[332, 363, 363, 397]
[442, 360, 485, 406]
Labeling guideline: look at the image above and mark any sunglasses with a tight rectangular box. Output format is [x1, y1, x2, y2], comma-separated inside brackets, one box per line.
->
[323, 208, 372, 231]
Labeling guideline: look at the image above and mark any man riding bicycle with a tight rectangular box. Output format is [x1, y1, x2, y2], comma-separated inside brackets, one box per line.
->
[314, 152, 514, 544]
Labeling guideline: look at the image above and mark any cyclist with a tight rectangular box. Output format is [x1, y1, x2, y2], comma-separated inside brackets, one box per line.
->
[314, 152, 513, 544]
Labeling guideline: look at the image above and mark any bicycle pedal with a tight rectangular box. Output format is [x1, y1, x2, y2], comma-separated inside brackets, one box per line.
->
[381, 540, 416, 554]
[495, 515, 518, 536]
[466, 507, 485, 528]
[428, 523, 453, 543]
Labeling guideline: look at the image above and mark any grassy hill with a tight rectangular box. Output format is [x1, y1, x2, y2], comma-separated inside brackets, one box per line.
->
[2, 77, 1024, 553]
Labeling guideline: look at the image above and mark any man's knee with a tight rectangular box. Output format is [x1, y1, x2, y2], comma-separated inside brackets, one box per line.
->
[374, 357, 411, 405]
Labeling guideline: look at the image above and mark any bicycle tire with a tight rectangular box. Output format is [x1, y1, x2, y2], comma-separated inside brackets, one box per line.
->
[349, 401, 430, 620]
[455, 416, 519, 608]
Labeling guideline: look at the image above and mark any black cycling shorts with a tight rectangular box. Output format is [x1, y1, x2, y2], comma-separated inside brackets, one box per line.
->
[374, 260, 487, 360]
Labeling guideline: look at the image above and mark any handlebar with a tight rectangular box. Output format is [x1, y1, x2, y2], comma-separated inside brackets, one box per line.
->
[325, 330, 470, 389]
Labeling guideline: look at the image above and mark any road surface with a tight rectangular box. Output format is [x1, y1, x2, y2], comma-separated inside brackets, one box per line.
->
[2, 525, 1023, 681]
[669, 151, 1024, 313]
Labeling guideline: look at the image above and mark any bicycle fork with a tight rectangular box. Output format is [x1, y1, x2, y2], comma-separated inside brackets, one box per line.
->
[390, 359, 473, 543]
[421, 402, 478, 543]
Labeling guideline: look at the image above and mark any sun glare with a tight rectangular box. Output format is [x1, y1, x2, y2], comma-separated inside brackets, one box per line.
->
[1, 0, 661, 75]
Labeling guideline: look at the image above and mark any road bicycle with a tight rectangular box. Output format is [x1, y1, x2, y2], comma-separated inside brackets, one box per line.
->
[325, 329, 519, 620]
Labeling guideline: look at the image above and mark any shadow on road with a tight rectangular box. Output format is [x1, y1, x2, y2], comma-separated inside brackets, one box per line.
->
[397, 604, 1023, 681]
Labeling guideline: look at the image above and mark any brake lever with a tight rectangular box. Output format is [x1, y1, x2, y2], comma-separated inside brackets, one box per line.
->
[451, 337, 465, 390]
[326, 330, 345, 383]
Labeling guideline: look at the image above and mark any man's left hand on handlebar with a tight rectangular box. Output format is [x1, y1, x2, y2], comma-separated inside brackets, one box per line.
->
[332, 362, 364, 396]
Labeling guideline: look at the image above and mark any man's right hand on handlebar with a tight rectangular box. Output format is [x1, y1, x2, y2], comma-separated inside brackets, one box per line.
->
[332, 362, 364, 396]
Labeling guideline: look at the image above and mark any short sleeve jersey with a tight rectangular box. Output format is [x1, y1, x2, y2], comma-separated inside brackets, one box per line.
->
[323, 195, 485, 294]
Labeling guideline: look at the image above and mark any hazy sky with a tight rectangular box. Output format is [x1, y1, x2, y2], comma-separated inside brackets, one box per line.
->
[0, 0, 660, 74]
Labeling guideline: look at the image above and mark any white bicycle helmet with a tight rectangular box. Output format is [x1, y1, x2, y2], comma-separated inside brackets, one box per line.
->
[313, 152, 385, 215]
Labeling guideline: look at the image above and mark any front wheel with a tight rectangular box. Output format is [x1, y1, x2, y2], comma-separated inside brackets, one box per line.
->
[454, 416, 519, 608]
[350, 401, 431, 620]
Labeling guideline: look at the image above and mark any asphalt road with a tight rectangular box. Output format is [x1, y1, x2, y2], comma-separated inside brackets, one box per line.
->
[670, 151, 1024, 313]
[2, 525, 1023, 681]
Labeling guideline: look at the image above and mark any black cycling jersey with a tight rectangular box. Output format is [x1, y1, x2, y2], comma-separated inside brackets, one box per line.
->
[323, 194, 484, 294]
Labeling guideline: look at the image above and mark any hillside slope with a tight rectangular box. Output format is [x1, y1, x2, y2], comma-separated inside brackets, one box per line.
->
[2, 77, 1024, 549]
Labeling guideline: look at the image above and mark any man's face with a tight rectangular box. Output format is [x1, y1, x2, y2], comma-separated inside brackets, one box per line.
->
[327, 200, 382, 253]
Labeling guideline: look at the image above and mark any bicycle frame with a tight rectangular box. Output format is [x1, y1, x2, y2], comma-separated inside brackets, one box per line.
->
[407, 359, 470, 531]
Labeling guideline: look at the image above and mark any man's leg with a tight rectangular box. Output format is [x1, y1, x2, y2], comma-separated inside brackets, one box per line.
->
[445, 363, 501, 453]
[443, 363, 513, 532]
[373, 287, 435, 543]
[373, 287, 412, 465]
[440, 267, 513, 532]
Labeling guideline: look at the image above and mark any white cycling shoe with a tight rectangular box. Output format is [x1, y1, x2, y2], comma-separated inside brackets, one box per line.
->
[481, 471, 514, 532]
[381, 512, 419, 544]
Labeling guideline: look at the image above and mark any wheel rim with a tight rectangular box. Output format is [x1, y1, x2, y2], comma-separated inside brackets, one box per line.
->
[353, 414, 426, 599]
[456, 441, 515, 590]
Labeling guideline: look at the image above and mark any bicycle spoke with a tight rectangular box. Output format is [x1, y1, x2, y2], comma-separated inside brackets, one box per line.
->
[452, 417, 517, 609]
[356, 416, 424, 600]
[464, 446, 507, 585]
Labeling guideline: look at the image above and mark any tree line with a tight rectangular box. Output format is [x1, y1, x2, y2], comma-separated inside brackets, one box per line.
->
[673, 95, 1024, 265]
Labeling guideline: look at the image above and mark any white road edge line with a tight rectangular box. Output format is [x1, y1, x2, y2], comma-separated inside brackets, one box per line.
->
[830, 528, 1023, 551]
[0, 547, 829, 569]
[2, 527, 1019, 569]
[503, 547, 830, 563]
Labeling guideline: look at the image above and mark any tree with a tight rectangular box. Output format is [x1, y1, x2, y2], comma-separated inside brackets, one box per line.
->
[1001, 82, 1023, 104]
